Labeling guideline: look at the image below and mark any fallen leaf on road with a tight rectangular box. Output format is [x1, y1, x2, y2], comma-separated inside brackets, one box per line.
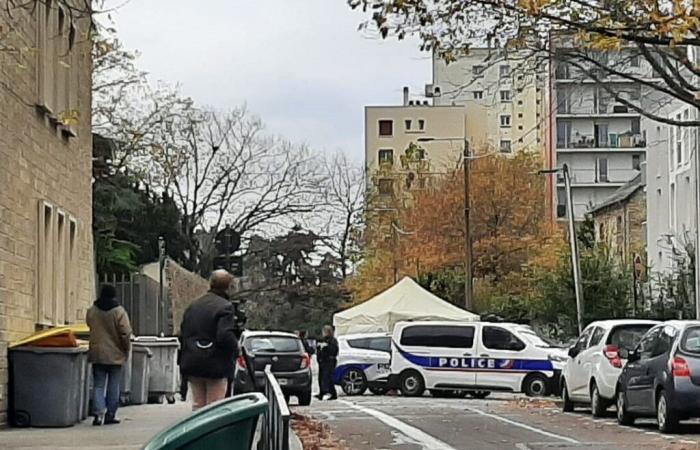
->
[291, 413, 349, 450]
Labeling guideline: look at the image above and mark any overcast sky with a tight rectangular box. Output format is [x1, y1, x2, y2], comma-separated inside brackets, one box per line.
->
[104, 0, 431, 161]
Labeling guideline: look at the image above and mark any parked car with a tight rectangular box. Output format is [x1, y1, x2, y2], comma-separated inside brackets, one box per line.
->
[390, 321, 568, 398]
[335, 332, 392, 396]
[233, 331, 312, 406]
[616, 321, 700, 433]
[561, 319, 659, 416]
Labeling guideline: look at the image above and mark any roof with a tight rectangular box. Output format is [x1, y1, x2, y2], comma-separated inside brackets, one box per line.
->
[587, 319, 660, 329]
[337, 332, 391, 341]
[589, 173, 644, 214]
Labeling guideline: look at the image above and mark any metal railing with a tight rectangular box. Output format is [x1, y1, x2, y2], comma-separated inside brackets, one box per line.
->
[260, 365, 290, 450]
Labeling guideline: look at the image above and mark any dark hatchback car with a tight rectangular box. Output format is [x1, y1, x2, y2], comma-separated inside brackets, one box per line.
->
[616, 321, 700, 433]
[234, 331, 312, 406]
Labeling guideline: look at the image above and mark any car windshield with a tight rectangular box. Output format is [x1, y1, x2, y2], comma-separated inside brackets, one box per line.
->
[681, 326, 700, 354]
[245, 336, 301, 353]
[519, 329, 554, 348]
[607, 325, 654, 352]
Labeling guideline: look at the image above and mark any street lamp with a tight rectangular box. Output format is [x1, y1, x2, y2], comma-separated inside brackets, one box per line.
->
[417, 136, 473, 311]
[539, 164, 584, 334]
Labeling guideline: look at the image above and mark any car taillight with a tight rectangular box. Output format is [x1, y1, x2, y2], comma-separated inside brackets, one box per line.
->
[604, 345, 622, 368]
[300, 353, 310, 369]
[236, 355, 247, 370]
[672, 356, 691, 377]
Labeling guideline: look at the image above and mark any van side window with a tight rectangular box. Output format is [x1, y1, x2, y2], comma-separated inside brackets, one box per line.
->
[369, 337, 392, 353]
[400, 325, 475, 348]
[482, 326, 526, 351]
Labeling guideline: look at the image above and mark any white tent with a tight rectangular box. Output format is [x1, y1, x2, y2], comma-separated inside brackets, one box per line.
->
[333, 277, 479, 335]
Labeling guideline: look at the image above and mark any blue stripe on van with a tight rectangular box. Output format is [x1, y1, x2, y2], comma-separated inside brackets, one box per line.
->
[396, 347, 553, 372]
[333, 364, 372, 384]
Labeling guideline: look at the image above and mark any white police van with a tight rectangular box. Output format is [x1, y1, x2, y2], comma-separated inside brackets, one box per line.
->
[390, 321, 567, 398]
[335, 332, 392, 395]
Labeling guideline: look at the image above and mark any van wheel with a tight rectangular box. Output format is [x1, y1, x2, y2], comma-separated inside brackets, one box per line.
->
[399, 371, 425, 397]
[341, 368, 368, 396]
[590, 383, 607, 417]
[561, 382, 574, 412]
[657, 390, 679, 433]
[523, 373, 549, 397]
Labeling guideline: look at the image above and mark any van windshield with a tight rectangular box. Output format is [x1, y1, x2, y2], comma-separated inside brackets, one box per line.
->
[519, 330, 554, 348]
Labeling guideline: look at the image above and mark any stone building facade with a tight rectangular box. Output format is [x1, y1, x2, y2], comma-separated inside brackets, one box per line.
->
[0, 3, 94, 423]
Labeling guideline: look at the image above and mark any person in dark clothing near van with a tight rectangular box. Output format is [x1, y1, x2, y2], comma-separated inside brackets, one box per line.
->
[87, 284, 132, 426]
[316, 325, 338, 400]
[297, 330, 315, 356]
[179, 270, 239, 411]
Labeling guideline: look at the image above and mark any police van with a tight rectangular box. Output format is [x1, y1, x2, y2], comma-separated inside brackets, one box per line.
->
[390, 321, 568, 398]
[335, 332, 392, 395]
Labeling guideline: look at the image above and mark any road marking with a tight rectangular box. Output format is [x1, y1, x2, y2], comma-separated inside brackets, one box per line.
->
[463, 406, 580, 444]
[339, 400, 458, 450]
[515, 444, 533, 450]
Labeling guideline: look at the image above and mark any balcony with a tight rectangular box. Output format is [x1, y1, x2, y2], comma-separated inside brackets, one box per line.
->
[557, 168, 639, 187]
[557, 103, 641, 118]
[557, 132, 646, 151]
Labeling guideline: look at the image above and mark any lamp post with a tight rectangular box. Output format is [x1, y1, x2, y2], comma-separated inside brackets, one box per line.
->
[417, 136, 473, 311]
[539, 164, 584, 333]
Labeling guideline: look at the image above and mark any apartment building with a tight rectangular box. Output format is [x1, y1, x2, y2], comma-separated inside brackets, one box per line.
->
[0, 3, 95, 422]
[550, 51, 658, 221]
[429, 49, 547, 155]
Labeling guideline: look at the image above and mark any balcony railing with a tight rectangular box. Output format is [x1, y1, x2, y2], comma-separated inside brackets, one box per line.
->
[557, 133, 646, 149]
[558, 168, 639, 185]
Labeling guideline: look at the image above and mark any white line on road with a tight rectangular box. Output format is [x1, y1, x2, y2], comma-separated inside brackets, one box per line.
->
[464, 406, 580, 444]
[339, 400, 459, 450]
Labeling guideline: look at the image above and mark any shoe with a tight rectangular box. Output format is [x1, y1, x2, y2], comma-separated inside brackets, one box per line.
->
[323, 394, 332, 400]
[315, 394, 323, 400]
[104, 416, 121, 425]
[92, 415, 104, 426]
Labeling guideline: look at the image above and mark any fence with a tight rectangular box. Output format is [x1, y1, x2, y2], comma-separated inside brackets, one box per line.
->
[97, 273, 171, 336]
[260, 365, 290, 450]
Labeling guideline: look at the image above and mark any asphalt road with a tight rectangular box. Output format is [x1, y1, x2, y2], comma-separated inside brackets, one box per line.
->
[294, 393, 700, 450]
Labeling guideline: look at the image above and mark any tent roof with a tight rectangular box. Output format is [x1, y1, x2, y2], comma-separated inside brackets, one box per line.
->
[335, 277, 478, 322]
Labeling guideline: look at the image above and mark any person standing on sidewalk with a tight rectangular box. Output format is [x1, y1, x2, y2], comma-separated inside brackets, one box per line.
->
[87, 284, 133, 426]
[316, 325, 338, 400]
[179, 270, 239, 411]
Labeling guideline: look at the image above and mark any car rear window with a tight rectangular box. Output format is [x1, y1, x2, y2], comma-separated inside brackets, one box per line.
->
[245, 336, 301, 353]
[607, 325, 655, 351]
[681, 327, 700, 354]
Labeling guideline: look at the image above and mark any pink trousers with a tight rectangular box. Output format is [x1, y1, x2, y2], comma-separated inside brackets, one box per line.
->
[188, 377, 228, 411]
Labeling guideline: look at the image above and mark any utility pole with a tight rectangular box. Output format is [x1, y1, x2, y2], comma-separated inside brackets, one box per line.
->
[463, 139, 473, 311]
[563, 164, 584, 333]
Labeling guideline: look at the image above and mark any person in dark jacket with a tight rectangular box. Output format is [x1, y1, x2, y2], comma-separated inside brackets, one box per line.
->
[87, 284, 132, 426]
[316, 325, 338, 400]
[179, 270, 239, 411]
[297, 330, 315, 356]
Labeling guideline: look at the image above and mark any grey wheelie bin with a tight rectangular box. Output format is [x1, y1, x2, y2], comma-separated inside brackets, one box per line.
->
[143, 393, 268, 450]
[10, 346, 89, 427]
[120, 347, 133, 405]
[132, 336, 179, 404]
[130, 345, 152, 405]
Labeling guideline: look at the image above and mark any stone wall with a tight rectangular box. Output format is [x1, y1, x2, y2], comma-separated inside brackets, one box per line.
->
[0, 5, 94, 423]
[592, 188, 647, 267]
[166, 259, 209, 335]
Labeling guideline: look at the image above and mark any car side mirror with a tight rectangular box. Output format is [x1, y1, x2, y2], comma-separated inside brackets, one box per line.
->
[627, 349, 639, 362]
[568, 347, 578, 358]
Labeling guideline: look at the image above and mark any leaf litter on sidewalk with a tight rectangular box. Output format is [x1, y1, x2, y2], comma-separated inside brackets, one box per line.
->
[291, 413, 349, 450]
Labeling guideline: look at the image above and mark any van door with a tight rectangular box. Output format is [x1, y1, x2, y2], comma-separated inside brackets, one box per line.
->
[396, 324, 478, 389]
[476, 325, 532, 392]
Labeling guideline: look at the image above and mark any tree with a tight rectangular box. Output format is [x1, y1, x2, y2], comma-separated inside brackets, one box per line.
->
[348, 0, 700, 127]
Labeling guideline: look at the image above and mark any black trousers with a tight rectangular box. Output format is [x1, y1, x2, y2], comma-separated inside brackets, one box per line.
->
[318, 361, 337, 398]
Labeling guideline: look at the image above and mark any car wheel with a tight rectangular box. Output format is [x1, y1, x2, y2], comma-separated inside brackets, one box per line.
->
[469, 391, 491, 400]
[591, 383, 606, 417]
[399, 371, 425, 397]
[616, 389, 635, 426]
[369, 386, 389, 395]
[341, 368, 368, 396]
[561, 382, 574, 412]
[657, 390, 679, 433]
[523, 373, 549, 397]
[298, 390, 312, 406]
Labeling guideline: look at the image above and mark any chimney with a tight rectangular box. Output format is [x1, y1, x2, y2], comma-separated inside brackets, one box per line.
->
[403, 86, 409, 106]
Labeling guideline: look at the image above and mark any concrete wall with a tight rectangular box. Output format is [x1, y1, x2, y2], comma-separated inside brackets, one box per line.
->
[0, 5, 94, 423]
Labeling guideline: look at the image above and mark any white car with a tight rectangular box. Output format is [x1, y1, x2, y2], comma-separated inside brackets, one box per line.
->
[390, 321, 568, 398]
[335, 333, 392, 395]
[561, 319, 659, 416]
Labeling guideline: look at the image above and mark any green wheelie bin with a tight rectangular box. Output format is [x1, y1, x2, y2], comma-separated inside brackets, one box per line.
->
[143, 393, 268, 450]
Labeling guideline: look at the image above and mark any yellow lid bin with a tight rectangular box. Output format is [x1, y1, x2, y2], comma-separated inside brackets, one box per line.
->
[10, 324, 90, 349]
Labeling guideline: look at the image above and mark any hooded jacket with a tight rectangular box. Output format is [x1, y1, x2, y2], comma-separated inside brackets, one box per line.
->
[179, 290, 239, 379]
[86, 296, 133, 365]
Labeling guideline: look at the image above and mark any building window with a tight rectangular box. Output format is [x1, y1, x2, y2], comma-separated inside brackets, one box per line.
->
[405, 119, 412, 131]
[670, 182, 677, 229]
[378, 120, 393, 137]
[557, 189, 567, 218]
[500, 90, 512, 102]
[473, 91, 483, 100]
[518, 112, 523, 119]
[518, 125, 523, 130]
[676, 113, 683, 166]
[597, 158, 609, 182]
[518, 100, 524, 106]
[632, 154, 641, 170]
[378, 179, 394, 196]
[378, 149, 394, 165]
[418, 119, 425, 131]
[38, 201, 77, 326]
[500, 115, 512, 127]
[499, 64, 510, 78]
[472, 65, 484, 75]
[499, 140, 512, 153]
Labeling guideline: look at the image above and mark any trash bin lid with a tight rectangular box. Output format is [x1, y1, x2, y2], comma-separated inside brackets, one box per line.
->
[143, 393, 268, 450]
[9, 327, 85, 349]
[133, 336, 180, 348]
